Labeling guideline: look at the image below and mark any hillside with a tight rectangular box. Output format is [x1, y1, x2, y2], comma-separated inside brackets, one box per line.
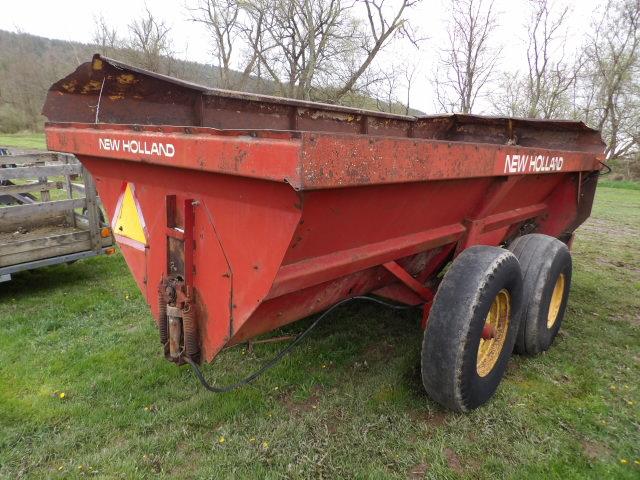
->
[0, 30, 231, 132]
[0, 30, 420, 133]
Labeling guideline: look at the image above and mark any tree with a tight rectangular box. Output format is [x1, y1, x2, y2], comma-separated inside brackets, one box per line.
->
[91, 8, 176, 75]
[491, 0, 583, 121]
[434, 0, 500, 114]
[246, 0, 347, 99]
[371, 58, 419, 115]
[188, 0, 263, 89]
[523, 0, 581, 118]
[580, 0, 640, 168]
[402, 60, 418, 115]
[0, 32, 52, 131]
[490, 71, 527, 117]
[333, 0, 421, 100]
[125, 7, 175, 74]
[92, 15, 120, 57]
[188, 0, 421, 101]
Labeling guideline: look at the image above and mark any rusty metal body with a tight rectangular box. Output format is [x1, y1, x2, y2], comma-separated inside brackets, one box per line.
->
[42, 55, 604, 364]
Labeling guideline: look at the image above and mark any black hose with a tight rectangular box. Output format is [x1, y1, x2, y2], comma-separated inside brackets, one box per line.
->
[598, 161, 612, 176]
[186, 295, 419, 393]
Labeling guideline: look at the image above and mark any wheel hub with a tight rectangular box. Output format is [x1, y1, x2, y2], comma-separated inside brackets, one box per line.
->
[476, 289, 511, 377]
[547, 273, 565, 328]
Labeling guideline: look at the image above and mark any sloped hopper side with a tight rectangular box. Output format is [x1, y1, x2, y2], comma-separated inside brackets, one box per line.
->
[75, 151, 302, 361]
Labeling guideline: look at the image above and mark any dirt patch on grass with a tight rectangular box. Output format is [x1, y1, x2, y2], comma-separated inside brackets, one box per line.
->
[407, 462, 429, 479]
[581, 440, 612, 461]
[426, 411, 448, 427]
[581, 218, 639, 239]
[444, 448, 464, 474]
[594, 258, 640, 278]
[442, 447, 482, 474]
[361, 341, 396, 362]
[325, 417, 339, 435]
[141, 453, 163, 474]
[280, 385, 323, 415]
[620, 312, 640, 327]
[409, 409, 449, 428]
[505, 359, 527, 381]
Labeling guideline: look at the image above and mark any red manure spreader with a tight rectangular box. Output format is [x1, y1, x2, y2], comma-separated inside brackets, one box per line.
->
[42, 55, 604, 411]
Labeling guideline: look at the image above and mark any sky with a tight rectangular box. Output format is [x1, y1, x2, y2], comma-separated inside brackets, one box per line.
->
[0, 0, 606, 113]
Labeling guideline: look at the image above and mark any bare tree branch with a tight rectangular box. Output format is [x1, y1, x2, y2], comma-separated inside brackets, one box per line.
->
[333, 0, 421, 100]
[124, 6, 175, 74]
[490, 0, 583, 121]
[434, 0, 500, 114]
[187, 0, 422, 102]
[524, 0, 581, 119]
[580, 0, 640, 162]
[92, 15, 120, 57]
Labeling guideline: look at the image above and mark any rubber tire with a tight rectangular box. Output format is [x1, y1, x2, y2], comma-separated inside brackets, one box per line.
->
[421, 246, 523, 412]
[508, 234, 572, 355]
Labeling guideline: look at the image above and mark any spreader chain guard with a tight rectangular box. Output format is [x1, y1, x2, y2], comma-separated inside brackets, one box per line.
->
[158, 276, 200, 364]
[155, 193, 202, 365]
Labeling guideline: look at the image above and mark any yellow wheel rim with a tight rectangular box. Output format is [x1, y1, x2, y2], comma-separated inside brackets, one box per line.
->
[547, 273, 565, 328]
[476, 289, 511, 377]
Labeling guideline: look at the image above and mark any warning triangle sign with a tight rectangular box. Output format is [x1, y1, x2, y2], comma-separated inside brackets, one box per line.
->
[113, 183, 146, 246]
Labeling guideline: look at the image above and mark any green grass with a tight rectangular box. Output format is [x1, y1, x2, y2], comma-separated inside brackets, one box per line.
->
[1, 186, 639, 479]
[0, 132, 46, 150]
[599, 179, 640, 191]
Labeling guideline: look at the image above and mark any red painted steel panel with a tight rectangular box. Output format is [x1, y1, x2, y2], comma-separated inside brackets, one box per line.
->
[46, 124, 600, 190]
[81, 156, 301, 361]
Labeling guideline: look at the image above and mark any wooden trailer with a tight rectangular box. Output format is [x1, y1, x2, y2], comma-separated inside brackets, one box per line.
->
[0, 148, 114, 282]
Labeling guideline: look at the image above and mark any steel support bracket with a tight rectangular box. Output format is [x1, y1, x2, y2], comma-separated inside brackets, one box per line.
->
[382, 261, 434, 303]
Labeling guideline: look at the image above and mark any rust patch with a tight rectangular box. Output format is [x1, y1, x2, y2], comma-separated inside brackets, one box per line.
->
[117, 73, 137, 85]
[234, 149, 247, 170]
[81, 79, 103, 94]
[193, 288, 210, 362]
[61, 80, 78, 92]
[44, 55, 604, 159]
[308, 110, 356, 122]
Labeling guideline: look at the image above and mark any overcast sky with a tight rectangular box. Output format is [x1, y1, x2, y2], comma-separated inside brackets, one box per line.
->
[1, 0, 606, 113]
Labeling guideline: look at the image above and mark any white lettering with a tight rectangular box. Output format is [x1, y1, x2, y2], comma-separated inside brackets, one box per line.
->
[505, 154, 513, 173]
[504, 152, 564, 174]
[98, 137, 175, 158]
[519, 155, 529, 172]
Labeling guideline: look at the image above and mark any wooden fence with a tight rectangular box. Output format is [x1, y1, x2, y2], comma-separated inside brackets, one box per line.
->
[0, 150, 113, 279]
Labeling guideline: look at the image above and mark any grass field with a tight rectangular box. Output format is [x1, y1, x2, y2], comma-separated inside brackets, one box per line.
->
[1, 180, 639, 477]
[0, 132, 46, 150]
